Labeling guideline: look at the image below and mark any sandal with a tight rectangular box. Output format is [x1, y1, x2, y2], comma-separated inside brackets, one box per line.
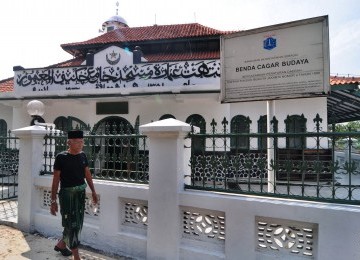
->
[54, 245, 72, 256]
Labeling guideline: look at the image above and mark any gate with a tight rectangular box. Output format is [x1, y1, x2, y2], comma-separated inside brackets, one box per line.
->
[0, 131, 19, 200]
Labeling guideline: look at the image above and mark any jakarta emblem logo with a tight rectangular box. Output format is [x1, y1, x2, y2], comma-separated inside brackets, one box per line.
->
[106, 50, 121, 65]
[263, 36, 277, 50]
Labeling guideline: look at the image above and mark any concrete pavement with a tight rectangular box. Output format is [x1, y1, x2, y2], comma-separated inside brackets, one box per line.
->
[0, 199, 132, 260]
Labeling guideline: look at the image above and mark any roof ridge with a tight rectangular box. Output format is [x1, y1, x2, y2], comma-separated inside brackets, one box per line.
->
[0, 77, 14, 83]
[114, 22, 222, 30]
[46, 57, 84, 68]
[61, 22, 229, 49]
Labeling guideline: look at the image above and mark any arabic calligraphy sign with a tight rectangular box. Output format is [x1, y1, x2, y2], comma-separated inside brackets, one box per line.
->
[220, 16, 330, 103]
[14, 60, 220, 96]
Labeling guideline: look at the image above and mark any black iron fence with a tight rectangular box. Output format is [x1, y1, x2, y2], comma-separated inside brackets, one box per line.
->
[41, 128, 149, 184]
[40, 114, 360, 204]
[186, 115, 360, 205]
[0, 131, 19, 200]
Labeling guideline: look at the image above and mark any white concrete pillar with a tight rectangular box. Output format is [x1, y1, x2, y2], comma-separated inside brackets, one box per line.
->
[140, 118, 192, 260]
[12, 125, 49, 233]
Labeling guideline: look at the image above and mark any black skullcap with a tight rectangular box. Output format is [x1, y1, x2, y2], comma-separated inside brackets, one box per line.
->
[67, 130, 84, 139]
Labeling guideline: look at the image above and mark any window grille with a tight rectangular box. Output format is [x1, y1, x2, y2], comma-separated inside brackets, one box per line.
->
[230, 115, 252, 150]
[285, 114, 307, 149]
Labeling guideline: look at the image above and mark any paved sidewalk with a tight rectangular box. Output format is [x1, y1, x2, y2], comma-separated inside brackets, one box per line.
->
[0, 199, 132, 260]
[0, 199, 17, 225]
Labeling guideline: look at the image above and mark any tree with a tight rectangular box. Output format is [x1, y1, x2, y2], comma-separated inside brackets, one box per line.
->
[331, 121, 360, 132]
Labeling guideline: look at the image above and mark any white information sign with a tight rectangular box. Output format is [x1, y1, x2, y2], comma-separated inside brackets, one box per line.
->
[220, 16, 330, 103]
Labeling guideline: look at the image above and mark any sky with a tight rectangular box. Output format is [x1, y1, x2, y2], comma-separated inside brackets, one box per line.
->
[0, 0, 359, 80]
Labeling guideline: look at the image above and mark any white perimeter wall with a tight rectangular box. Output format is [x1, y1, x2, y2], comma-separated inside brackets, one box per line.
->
[30, 176, 360, 260]
[13, 120, 360, 260]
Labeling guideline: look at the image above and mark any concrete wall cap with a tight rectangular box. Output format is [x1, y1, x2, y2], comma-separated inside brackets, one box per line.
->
[140, 118, 193, 133]
[12, 125, 59, 137]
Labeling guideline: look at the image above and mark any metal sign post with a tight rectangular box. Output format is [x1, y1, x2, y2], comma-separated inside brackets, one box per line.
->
[267, 100, 275, 193]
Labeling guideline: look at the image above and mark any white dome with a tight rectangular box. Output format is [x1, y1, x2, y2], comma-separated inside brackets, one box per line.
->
[107, 15, 128, 25]
[101, 15, 128, 31]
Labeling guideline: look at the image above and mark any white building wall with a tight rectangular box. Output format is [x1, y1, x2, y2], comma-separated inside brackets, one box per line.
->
[12, 104, 31, 129]
[275, 97, 327, 132]
[2, 92, 328, 148]
[44, 99, 96, 126]
[0, 103, 13, 130]
[7, 95, 327, 133]
[130, 93, 229, 125]
[229, 97, 327, 132]
[12, 94, 230, 131]
[230, 100, 267, 129]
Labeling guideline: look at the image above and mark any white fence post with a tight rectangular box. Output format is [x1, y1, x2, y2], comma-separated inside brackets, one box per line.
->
[140, 118, 192, 260]
[12, 125, 49, 233]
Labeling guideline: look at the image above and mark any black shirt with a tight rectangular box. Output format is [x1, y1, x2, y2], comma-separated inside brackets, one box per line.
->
[53, 151, 88, 188]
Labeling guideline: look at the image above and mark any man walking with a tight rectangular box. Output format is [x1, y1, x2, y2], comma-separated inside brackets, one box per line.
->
[50, 130, 98, 259]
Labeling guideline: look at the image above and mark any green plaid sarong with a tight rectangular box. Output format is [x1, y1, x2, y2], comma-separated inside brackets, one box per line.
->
[59, 183, 87, 249]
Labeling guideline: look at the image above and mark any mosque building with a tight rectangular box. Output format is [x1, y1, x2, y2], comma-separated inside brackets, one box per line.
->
[0, 9, 359, 150]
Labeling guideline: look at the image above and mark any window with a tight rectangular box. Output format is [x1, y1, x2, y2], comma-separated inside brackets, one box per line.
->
[54, 116, 68, 132]
[196, 41, 207, 51]
[174, 43, 184, 52]
[93, 116, 133, 135]
[92, 116, 135, 175]
[208, 41, 219, 51]
[54, 116, 88, 133]
[230, 115, 252, 150]
[258, 115, 267, 150]
[0, 119, 7, 137]
[186, 114, 206, 154]
[285, 114, 307, 149]
[0, 119, 7, 150]
[159, 114, 176, 120]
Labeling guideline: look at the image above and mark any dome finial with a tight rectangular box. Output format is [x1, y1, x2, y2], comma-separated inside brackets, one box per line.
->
[116, 1, 119, 16]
